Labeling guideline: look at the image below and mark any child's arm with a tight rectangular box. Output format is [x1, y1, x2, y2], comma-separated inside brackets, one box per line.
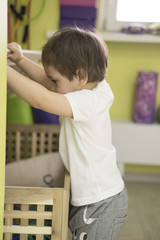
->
[7, 66, 73, 118]
[7, 42, 54, 91]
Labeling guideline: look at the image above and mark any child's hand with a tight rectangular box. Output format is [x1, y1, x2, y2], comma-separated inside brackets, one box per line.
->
[7, 42, 23, 64]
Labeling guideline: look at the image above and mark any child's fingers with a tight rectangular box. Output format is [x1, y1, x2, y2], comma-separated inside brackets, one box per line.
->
[8, 42, 22, 52]
[7, 43, 23, 63]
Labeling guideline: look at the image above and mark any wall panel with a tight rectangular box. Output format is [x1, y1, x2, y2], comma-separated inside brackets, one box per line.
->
[0, 0, 7, 237]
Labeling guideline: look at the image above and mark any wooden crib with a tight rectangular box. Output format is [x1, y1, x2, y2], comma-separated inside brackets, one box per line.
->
[4, 124, 70, 240]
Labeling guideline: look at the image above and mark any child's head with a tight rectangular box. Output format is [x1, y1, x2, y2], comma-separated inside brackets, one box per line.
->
[42, 27, 108, 83]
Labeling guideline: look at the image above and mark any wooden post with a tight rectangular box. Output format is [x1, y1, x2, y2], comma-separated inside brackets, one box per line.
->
[0, 0, 7, 238]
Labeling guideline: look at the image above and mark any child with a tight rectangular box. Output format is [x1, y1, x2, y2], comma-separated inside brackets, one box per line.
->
[7, 27, 128, 240]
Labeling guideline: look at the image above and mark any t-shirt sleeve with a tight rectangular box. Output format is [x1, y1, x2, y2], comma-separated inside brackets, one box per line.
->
[64, 90, 97, 122]
[64, 81, 114, 122]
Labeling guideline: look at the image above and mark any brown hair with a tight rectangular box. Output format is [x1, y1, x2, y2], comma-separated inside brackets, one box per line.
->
[42, 27, 108, 83]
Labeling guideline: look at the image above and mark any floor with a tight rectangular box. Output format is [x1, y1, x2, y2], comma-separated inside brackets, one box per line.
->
[117, 181, 160, 240]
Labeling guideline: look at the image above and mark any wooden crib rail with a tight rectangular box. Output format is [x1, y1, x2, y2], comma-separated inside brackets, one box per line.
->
[6, 124, 60, 163]
[4, 184, 70, 240]
[5, 124, 70, 240]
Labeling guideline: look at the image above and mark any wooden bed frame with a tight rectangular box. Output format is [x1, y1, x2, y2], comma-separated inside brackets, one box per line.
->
[4, 124, 70, 240]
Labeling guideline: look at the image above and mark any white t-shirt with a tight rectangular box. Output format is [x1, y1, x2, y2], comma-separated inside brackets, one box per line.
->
[59, 80, 124, 206]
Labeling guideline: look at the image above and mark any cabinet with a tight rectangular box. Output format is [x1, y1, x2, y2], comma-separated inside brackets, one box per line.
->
[112, 121, 160, 175]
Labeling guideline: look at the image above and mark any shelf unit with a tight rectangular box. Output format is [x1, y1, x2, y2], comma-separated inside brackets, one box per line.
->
[46, 30, 160, 43]
[99, 31, 160, 43]
[112, 121, 160, 175]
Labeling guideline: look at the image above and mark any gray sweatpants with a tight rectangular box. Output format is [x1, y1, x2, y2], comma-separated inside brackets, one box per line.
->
[69, 187, 128, 240]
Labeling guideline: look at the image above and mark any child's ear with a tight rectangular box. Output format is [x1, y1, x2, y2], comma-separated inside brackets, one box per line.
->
[76, 69, 88, 86]
[79, 77, 88, 86]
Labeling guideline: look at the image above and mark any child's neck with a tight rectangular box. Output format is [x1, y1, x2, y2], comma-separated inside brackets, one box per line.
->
[84, 82, 98, 90]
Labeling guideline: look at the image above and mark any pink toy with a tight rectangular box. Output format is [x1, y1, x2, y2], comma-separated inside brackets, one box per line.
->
[133, 71, 158, 123]
[60, 0, 98, 7]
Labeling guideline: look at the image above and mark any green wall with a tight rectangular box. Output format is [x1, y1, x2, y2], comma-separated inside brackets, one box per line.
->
[30, 0, 60, 50]
[107, 42, 160, 119]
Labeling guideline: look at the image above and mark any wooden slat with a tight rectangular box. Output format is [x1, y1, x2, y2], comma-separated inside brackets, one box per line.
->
[64, 170, 70, 191]
[5, 187, 57, 205]
[31, 131, 37, 157]
[6, 124, 60, 133]
[16, 131, 20, 161]
[48, 132, 52, 152]
[3, 226, 51, 235]
[40, 132, 45, 154]
[4, 204, 13, 240]
[20, 204, 29, 240]
[52, 189, 63, 240]
[61, 190, 70, 240]
[36, 205, 44, 240]
[4, 211, 52, 219]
